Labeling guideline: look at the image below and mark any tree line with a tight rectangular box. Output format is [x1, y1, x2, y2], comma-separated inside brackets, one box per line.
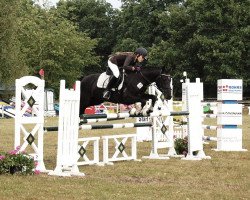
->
[0, 0, 249, 98]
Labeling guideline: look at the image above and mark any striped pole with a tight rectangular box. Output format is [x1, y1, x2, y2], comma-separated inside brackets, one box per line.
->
[79, 122, 152, 130]
[80, 117, 126, 124]
[80, 111, 189, 120]
[170, 111, 189, 116]
[203, 136, 217, 141]
[45, 122, 152, 132]
[45, 111, 190, 132]
[44, 126, 58, 132]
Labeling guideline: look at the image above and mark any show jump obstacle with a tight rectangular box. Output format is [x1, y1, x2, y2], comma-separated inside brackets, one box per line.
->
[47, 78, 213, 176]
[215, 79, 246, 151]
[182, 77, 247, 152]
[14, 76, 223, 176]
[15, 76, 247, 176]
[14, 76, 47, 172]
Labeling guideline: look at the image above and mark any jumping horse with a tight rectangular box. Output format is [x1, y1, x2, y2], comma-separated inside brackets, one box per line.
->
[79, 67, 172, 115]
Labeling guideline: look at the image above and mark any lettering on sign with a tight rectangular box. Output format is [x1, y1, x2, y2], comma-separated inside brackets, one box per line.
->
[138, 117, 149, 122]
[217, 85, 242, 93]
[218, 111, 242, 116]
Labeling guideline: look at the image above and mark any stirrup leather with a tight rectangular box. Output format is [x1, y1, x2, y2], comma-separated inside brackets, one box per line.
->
[103, 90, 111, 99]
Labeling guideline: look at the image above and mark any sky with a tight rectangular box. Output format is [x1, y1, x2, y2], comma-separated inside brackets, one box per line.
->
[45, 0, 122, 8]
[106, 0, 122, 8]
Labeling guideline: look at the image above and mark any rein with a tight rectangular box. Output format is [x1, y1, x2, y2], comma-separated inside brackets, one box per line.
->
[139, 70, 171, 91]
[138, 71, 152, 85]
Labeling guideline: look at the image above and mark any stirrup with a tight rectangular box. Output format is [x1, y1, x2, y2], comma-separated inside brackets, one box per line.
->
[103, 90, 111, 99]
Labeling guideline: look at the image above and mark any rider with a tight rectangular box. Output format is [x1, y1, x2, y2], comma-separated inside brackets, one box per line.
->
[103, 47, 148, 99]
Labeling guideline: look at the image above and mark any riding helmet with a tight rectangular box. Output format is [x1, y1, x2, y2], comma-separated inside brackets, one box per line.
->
[135, 47, 147, 57]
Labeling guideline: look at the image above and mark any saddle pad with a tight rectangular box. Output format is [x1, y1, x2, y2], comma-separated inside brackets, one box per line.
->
[117, 75, 124, 90]
[97, 72, 110, 88]
[97, 72, 124, 90]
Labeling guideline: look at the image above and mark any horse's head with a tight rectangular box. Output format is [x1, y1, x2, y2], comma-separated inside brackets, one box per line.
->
[155, 67, 172, 100]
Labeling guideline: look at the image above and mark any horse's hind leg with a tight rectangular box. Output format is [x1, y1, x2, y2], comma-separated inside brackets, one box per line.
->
[129, 98, 153, 116]
[129, 102, 143, 115]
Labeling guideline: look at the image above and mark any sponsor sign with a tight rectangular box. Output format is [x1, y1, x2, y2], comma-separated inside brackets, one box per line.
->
[217, 79, 242, 100]
[136, 117, 152, 141]
[217, 128, 243, 151]
[217, 103, 242, 125]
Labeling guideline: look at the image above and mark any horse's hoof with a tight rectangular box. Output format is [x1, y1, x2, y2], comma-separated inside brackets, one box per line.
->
[135, 111, 141, 115]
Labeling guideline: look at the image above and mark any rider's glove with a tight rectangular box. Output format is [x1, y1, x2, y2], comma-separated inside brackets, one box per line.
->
[135, 66, 141, 71]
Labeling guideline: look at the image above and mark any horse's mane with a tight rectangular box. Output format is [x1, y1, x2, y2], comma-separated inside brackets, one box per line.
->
[143, 66, 171, 74]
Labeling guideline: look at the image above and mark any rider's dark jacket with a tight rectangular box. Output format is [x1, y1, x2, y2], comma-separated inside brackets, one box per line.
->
[108, 52, 146, 72]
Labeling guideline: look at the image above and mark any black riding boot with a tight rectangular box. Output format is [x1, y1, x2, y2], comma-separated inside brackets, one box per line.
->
[103, 75, 118, 100]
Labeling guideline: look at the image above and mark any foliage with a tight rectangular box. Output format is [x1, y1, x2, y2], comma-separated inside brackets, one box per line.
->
[118, 0, 180, 47]
[149, 41, 181, 73]
[0, 0, 249, 98]
[0, 0, 28, 86]
[0, 146, 38, 175]
[57, 0, 118, 68]
[17, 0, 100, 96]
[174, 137, 188, 156]
[154, 0, 250, 96]
[112, 38, 139, 52]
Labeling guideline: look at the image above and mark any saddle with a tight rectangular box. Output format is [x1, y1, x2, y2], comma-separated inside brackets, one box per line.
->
[97, 72, 124, 90]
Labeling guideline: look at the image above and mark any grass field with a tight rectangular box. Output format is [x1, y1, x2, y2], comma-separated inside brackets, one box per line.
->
[0, 114, 249, 200]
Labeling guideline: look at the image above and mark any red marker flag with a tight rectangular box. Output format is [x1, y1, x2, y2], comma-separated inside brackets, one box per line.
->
[39, 68, 44, 77]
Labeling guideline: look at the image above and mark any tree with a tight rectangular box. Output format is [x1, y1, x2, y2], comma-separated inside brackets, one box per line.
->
[152, 0, 250, 97]
[0, 0, 28, 86]
[56, 0, 118, 68]
[18, 0, 99, 95]
[117, 0, 180, 47]
[112, 38, 139, 52]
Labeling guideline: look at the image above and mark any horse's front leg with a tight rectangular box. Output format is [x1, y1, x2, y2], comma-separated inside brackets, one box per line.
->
[140, 94, 157, 116]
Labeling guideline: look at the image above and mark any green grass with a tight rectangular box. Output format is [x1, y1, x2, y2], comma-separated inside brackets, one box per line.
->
[0, 115, 249, 200]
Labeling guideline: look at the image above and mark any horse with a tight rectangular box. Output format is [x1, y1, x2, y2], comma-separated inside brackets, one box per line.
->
[79, 67, 172, 115]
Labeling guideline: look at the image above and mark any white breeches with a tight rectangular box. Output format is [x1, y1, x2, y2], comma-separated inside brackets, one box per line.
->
[108, 60, 120, 78]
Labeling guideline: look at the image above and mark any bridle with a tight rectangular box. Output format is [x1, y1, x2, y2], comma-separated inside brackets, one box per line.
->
[155, 73, 171, 91]
[139, 69, 171, 90]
